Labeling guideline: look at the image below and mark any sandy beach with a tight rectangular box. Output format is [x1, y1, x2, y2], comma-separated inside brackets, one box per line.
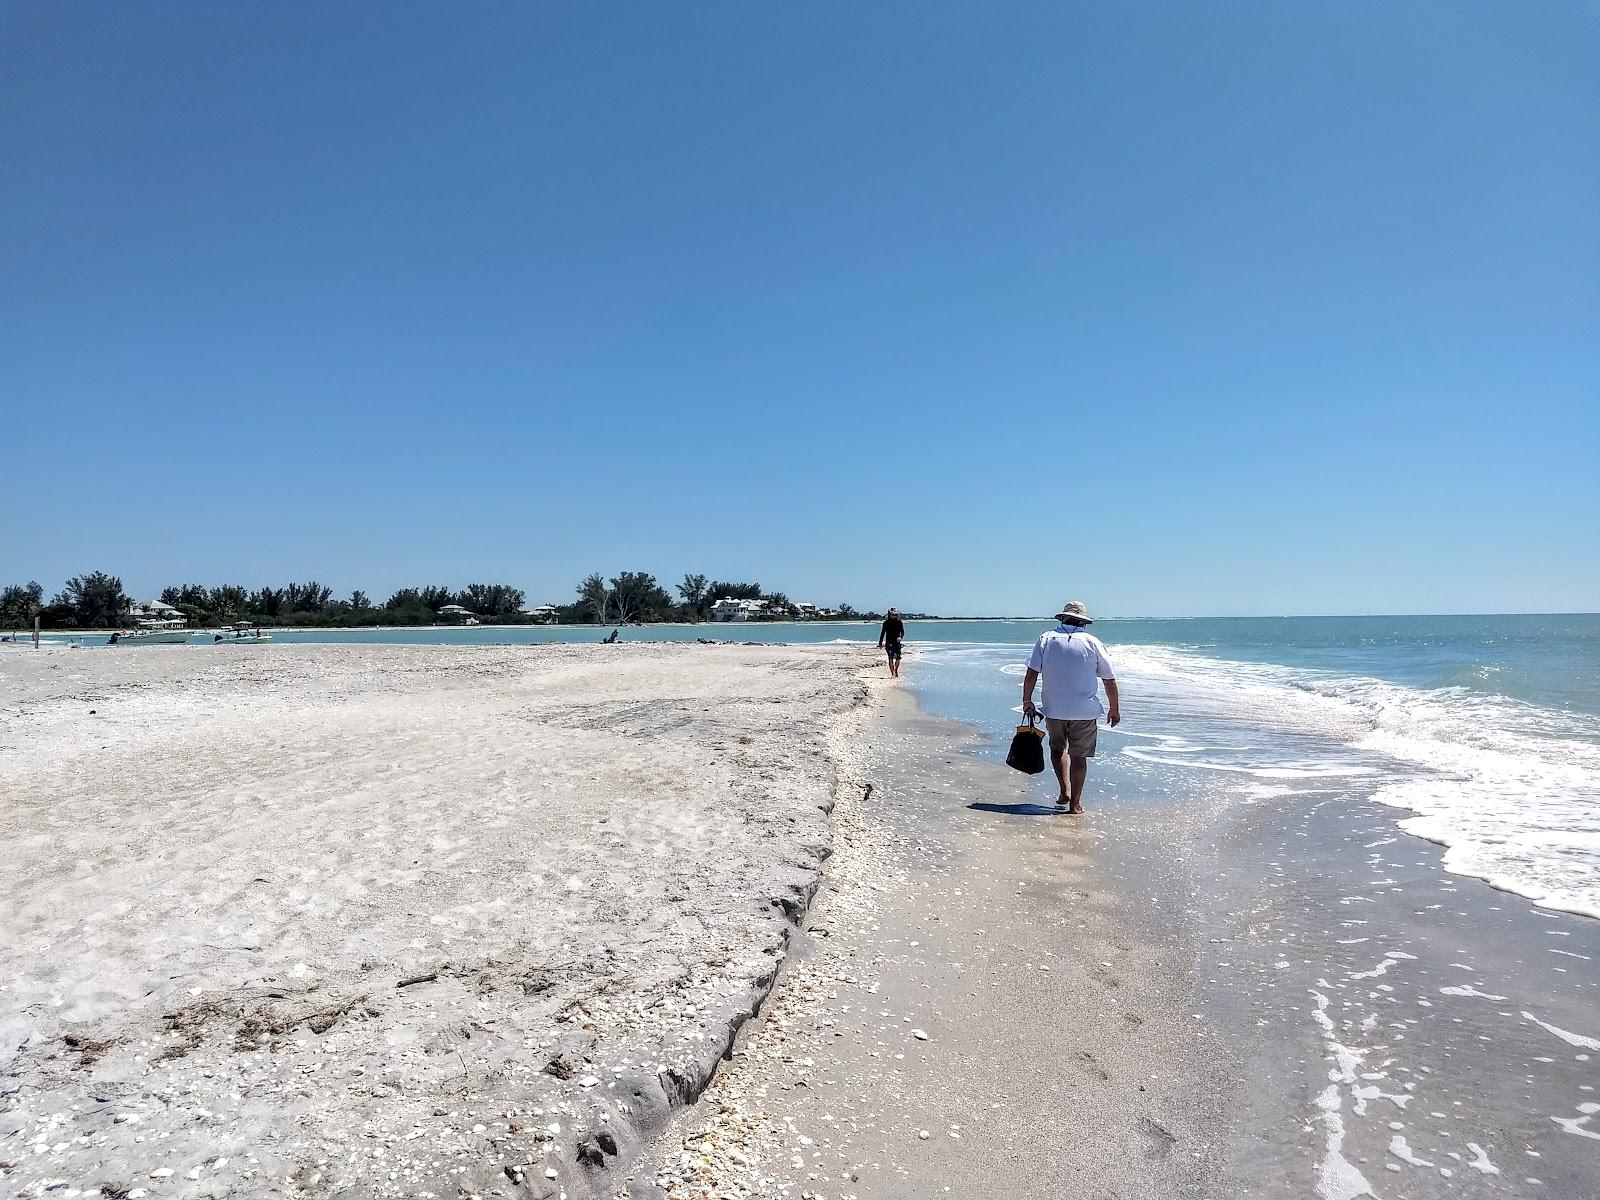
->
[1, 643, 873, 1199]
[7, 0, 1593, 1192]
[6, 642, 1598, 1200]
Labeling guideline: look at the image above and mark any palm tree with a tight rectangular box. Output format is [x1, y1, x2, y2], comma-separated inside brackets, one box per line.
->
[0, 581, 43, 632]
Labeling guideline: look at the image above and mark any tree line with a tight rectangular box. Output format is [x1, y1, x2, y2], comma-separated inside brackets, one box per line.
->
[1, 570, 884, 631]
[579, 572, 808, 624]
[0, 573, 532, 630]
[564, 572, 880, 623]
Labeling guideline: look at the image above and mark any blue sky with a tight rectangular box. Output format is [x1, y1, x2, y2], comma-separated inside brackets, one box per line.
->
[3, 1, 1596, 616]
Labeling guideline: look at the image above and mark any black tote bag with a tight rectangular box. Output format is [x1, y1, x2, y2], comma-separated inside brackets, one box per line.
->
[1006, 716, 1047, 775]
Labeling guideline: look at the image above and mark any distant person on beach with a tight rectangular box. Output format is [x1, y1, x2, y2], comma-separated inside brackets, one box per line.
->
[1021, 601, 1120, 813]
[877, 608, 905, 678]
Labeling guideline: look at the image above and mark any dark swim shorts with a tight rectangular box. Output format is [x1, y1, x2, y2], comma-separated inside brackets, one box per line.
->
[884, 639, 903, 660]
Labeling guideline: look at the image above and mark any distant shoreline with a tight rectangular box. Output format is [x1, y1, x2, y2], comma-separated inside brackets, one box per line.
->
[15, 612, 1596, 640]
[24, 616, 1053, 637]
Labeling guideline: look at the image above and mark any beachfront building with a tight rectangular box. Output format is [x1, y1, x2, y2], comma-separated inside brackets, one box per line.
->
[794, 602, 817, 618]
[124, 599, 188, 630]
[710, 598, 768, 622]
[128, 598, 181, 620]
[436, 603, 479, 625]
[524, 605, 560, 625]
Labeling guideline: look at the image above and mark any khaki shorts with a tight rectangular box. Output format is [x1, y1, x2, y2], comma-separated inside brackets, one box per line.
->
[1046, 718, 1098, 758]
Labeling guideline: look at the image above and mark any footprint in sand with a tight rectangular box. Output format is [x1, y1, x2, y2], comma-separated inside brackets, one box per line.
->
[1073, 1048, 1112, 1081]
[1139, 1116, 1178, 1158]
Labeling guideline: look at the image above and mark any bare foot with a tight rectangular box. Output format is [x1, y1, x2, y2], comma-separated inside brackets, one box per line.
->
[1067, 801, 1085, 815]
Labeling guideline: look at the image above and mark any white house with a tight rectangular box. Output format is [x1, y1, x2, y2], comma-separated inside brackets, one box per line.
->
[524, 604, 560, 625]
[128, 599, 186, 628]
[129, 599, 181, 619]
[437, 603, 479, 625]
[710, 598, 768, 622]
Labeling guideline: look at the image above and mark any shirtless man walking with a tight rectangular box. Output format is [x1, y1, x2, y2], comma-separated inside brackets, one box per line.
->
[1021, 601, 1120, 813]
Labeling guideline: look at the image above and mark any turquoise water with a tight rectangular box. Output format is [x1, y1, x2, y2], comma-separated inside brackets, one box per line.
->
[899, 614, 1600, 921]
[54, 612, 1600, 716]
[53, 614, 1600, 918]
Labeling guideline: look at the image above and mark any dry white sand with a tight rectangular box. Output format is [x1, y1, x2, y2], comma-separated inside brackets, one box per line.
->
[0, 642, 873, 1199]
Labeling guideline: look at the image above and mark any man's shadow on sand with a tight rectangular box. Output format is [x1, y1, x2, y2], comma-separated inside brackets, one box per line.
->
[968, 801, 1064, 817]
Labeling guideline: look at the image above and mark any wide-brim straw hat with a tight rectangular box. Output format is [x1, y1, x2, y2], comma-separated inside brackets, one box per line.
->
[1055, 600, 1093, 624]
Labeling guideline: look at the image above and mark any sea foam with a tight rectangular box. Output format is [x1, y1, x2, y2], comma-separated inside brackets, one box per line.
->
[1108, 645, 1600, 921]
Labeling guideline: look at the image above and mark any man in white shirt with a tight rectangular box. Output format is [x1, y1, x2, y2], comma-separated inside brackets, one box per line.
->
[1021, 600, 1120, 813]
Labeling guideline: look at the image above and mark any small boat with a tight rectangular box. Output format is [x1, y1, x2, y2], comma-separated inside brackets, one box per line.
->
[110, 599, 193, 645]
[110, 620, 192, 646]
[213, 622, 272, 645]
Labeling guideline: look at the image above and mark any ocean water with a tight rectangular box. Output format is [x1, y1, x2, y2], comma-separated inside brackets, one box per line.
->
[904, 615, 1600, 922]
[51, 614, 1600, 919]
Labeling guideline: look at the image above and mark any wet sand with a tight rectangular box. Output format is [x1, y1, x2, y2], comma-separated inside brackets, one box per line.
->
[646, 683, 1600, 1199]
[645, 688, 1233, 1199]
[1184, 767, 1600, 1197]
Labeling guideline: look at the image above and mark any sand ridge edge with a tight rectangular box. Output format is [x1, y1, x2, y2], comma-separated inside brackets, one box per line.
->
[0, 641, 884, 1200]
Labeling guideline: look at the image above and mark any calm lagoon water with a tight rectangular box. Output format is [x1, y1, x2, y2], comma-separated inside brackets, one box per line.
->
[53, 613, 1600, 920]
